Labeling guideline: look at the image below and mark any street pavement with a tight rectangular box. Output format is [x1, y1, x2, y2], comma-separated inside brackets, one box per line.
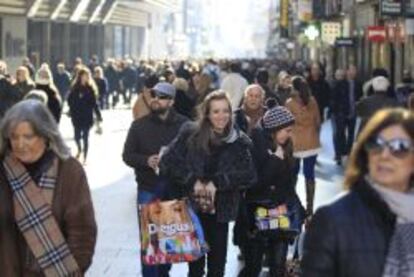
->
[58, 107, 345, 277]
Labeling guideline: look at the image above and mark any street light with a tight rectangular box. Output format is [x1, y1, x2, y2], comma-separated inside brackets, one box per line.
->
[304, 25, 320, 41]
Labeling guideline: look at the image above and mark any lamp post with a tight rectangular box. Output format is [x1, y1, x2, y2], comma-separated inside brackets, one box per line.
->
[304, 24, 320, 61]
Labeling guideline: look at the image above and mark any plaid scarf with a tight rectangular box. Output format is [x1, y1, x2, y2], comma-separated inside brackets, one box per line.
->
[3, 154, 81, 277]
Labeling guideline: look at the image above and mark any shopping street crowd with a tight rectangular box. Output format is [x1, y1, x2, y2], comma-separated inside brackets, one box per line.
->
[0, 55, 414, 277]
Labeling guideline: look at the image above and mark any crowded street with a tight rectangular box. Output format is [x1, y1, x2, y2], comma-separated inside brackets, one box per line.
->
[1, 1, 414, 277]
[56, 106, 344, 276]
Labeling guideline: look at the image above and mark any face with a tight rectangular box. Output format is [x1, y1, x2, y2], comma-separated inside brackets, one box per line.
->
[244, 87, 264, 110]
[367, 125, 414, 192]
[10, 122, 47, 164]
[208, 99, 231, 133]
[149, 90, 173, 115]
[274, 126, 293, 145]
[311, 65, 320, 79]
[80, 72, 89, 85]
[16, 70, 26, 82]
[282, 75, 291, 88]
[335, 70, 345, 80]
[347, 66, 357, 80]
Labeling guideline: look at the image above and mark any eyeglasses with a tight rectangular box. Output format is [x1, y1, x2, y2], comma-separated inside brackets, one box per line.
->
[150, 90, 172, 100]
[364, 137, 414, 158]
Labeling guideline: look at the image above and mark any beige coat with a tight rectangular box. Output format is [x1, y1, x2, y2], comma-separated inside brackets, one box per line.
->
[285, 96, 321, 158]
[0, 157, 97, 276]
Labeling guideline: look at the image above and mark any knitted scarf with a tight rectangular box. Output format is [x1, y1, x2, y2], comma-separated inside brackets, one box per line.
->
[3, 154, 80, 277]
[367, 176, 414, 277]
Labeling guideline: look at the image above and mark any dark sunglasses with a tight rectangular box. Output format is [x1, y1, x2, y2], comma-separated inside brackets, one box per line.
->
[150, 90, 172, 100]
[364, 137, 414, 158]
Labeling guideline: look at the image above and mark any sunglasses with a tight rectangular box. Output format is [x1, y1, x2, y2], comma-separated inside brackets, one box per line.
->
[150, 90, 172, 100]
[364, 137, 414, 158]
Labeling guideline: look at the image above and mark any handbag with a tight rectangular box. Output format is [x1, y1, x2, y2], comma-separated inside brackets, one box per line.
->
[139, 199, 208, 265]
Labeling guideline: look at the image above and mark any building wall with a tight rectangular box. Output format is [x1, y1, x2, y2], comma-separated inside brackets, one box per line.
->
[1, 15, 27, 73]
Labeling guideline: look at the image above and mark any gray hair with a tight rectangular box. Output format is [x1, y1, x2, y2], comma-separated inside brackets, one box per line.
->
[0, 100, 70, 159]
[244, 84, 265, 97]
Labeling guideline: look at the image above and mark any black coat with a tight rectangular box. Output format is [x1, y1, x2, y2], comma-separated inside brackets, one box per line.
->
[159, 123, 257, 223]
[301, 179, 396, 277]
[123, 111, 188, 192]
[308, 77, 331, 120]
[330, 79, 350, 118]
[67, 85, 101, 128]
[36, 84, 62, 123]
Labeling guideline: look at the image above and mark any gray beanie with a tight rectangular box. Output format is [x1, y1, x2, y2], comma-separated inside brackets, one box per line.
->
[262, 106, 295, 131]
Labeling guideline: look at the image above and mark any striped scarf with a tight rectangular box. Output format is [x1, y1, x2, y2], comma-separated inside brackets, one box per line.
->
[3, 154, 81, 277]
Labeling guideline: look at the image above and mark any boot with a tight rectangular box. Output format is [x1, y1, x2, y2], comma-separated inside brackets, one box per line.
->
[305, 180, 316, 216]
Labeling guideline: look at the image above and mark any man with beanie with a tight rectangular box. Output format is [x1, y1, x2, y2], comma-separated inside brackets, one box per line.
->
[239, 106, 305, 276]
[123, 81, 188, 277]
[356, 76, 399, 131]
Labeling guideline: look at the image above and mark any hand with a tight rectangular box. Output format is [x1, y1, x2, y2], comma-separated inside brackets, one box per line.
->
[147, 155, 159, 171]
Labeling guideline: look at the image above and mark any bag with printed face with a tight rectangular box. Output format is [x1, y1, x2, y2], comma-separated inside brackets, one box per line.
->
[139, 199, 208, 265]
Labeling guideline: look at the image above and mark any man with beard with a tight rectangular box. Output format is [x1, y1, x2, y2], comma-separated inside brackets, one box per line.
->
[123, 82, 188, 277]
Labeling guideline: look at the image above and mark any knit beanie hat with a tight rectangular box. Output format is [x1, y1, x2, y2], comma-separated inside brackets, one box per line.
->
[262, 106, 295, 131]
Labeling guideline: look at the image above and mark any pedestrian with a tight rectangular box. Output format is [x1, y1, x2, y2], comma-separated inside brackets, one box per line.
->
[330, 69, 350, 165]
[395, 70, 414, 107]
[123, 82, 188, 277]
[221, 62, 249, 110]
[0, 60, 20, 119]
[104, 58, 120, 108]
[256, 68, 277, 101]
[35, 65, 62, 123]
[94, 66, 109, 110]
[67, 67, 102, 164]
[14, 66, 35, 101]
[0, 100, 97, 276]
[120, 59, 137, 104]
[194, 72, 212, 105]
[234, 84, 266, 135]
[307, 63, 331, 121]
[22, 57, 36, 78]
[173, 77, 196, 119]
[302, 108, 414, 277]
[275, 71, 292, 106]
[239, 106, 304, 277]
[54, 62, 72, 104]
[159, 90, 257, 277]
[285, 76, 321, 215]
[356, 76, 400, 131]
[232, 84, 266, 260]
[132, 74, 159, 120]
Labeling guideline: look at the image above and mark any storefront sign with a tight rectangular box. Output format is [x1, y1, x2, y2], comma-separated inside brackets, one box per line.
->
[321, 22, 342, 45]
[386, 22, 406, 42]
[367, 26, 387, 42]
[280, 0, 289, 28]
[380, 0, 402, 17]
[335, 37, 355, 47]
[298, 0, 312, 22]
[404, 0, 414, 17]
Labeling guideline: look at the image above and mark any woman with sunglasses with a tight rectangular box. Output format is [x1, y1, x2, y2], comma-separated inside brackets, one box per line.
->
[302, 108, 414, 277]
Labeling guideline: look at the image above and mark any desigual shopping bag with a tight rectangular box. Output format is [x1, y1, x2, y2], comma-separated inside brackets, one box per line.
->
[139, 199, 208, 265]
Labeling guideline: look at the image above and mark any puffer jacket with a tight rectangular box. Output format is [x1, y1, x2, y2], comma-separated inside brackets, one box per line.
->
[159, 122, 257, 223]
[301, 179, 396, 277]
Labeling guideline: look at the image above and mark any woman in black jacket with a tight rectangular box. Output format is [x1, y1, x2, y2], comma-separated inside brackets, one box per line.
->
[35, 65, 62, 123]
[302, 108, 414, 277]
[68, 67, 102, 164]
[159, 90, 257, 277]
[239, 106, 304, 277]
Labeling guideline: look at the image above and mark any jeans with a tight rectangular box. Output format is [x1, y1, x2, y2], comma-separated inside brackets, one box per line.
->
[189, 213, 229, 277]
[137, 189, 171, 277]
[332, 116, 356, 158]
[239, 237, 289, 277]
[73, 125, 91, 158]
[294, 155, 317, 182]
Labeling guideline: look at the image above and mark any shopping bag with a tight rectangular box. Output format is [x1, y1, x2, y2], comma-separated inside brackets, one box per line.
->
[139, 199, 208, 265]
